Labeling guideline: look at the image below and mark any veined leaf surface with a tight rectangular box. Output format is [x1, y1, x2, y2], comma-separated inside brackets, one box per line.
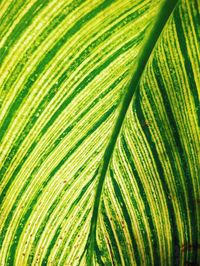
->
[0, 0, 199, 265]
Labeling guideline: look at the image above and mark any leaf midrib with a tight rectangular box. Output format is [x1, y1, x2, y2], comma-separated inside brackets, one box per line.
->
[85, 0, 179, 263]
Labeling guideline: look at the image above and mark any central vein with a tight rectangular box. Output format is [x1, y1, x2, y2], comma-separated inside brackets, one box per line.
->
[86, 0, 179, 263]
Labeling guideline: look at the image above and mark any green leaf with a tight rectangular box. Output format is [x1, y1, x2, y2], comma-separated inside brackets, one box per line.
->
[0, 0, 199, 265]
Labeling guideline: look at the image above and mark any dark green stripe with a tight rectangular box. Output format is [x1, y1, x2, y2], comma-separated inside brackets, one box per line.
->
[174, 7, 199, 126]
[0, 6, 144, 179]
[153, 52, 197, 264]
[0, 0, 113, 142]
[0, 5, 146, 191]
[40, 34, 143, 137]
[0, 0, 26, 36]
[41, 225, 61, 266]
[121, 134, 159, 264]
[0, 0, 50, 65]
[37, 164, 98, 265]
[0, 71, 128, 205]
[41, 174, 96, 265]
[5, 104, 115, 265]
[135, 89, 179, 265]
[0, 0, 84, 99]
[110, 169, 141, 265]
[0, 29, 142, 202]
[146, 59, 194, 221]
[101, 200, 122, 265]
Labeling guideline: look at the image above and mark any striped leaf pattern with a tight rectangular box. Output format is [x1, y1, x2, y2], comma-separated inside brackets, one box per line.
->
[0, 0, 199, 265]
[95, 1, 200, 265]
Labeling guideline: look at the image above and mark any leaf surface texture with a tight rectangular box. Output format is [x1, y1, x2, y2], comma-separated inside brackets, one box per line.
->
[0, 0, 199, 265]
